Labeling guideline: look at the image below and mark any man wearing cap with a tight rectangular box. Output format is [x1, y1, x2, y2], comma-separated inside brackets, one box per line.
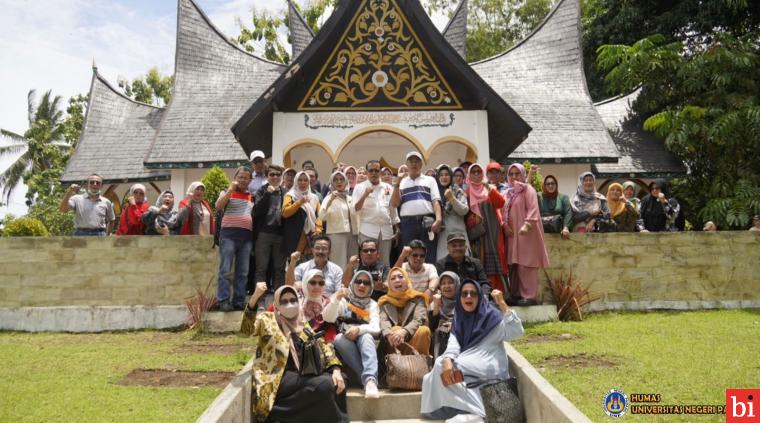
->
[486, 162, 508, 194]
[435, 232, 491, 298]
[59, 174, 116, 236]
[248, 150, 268, 193]
[390, 151, 443, 262]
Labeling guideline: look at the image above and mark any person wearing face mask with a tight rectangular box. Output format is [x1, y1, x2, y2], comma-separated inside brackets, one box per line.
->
[177, 181, 214, 235]
[242, 282, 348, 423]
[115, 183, 150, 235]
[324, 271, 382, 399]
[60, 174, 116, 236]
[421, 283, 523, 421]
[378, 267, 431, 355]
[282, 171, 323, 258]
[142, 190, 180, 235]
[319, 170, 359, 269]
[429, 271, 460, 359]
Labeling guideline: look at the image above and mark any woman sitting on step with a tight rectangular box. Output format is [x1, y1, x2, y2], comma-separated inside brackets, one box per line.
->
[242, 282, 348, 423]
[421, 280, 524, 421]
[323, 270, 381, 398]
[378, 267, 431, 358]
[429, 271, 460, 359]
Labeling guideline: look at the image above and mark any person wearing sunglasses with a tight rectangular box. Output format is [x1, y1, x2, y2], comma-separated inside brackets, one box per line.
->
[300, 269, 338, 343]
[324, 270, 382, 399]
[538, 175, 572, 239]
[421, 282, 523, 421]
[60, 173, 116, 236]
[116, 183, 150, 235]
[378, 267, 431, 355]
[394, 239, 439, 297]
[242, 282, 348, 422]
[253, 164, 287, 291]
[342, 239, 390, 301]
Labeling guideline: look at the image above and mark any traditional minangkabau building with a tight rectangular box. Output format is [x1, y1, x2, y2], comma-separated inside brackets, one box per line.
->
[61, 0, 684, 203]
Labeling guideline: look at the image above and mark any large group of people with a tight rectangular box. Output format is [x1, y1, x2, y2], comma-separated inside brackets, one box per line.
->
[58, 151, 756, 421]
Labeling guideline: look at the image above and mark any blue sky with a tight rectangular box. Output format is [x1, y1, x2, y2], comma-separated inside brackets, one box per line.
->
[0, 0, 446, 218]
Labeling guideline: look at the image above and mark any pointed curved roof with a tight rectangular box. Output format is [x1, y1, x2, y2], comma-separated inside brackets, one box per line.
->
[592, 90, 685, 177]
[442, 0, 468, 59]
[471, 0, 618, 163]
[288, 0, 315, 59]
[143, 0, 286, 168]
[61, 70, 169, 183]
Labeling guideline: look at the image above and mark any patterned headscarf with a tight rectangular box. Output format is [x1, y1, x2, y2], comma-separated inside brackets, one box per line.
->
[273, 285, 305, 369]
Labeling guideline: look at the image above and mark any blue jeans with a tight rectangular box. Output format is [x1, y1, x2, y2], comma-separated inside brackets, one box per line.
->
[74, 228, 106, 236]
[217, 238, 253, 307]
[332, 333, 378, 387]
[399, 216, 438, 262]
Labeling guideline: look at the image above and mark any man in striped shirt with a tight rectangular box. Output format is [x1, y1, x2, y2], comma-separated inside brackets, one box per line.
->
[215, 166, 254, 311]
[390, 151, 443, 263]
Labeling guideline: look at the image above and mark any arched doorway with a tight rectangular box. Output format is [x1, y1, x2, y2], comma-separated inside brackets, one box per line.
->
[283, 140, 334, 181]
[337, 130, 420, 170]
[427, 138, 478, 169]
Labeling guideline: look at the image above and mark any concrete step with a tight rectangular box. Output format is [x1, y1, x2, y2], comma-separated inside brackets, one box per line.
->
[347, 388, 437, 422]
[511, 304, 558, 323]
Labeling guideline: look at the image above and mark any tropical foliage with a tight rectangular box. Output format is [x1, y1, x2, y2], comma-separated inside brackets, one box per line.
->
[201, 166, 230, 213]
[597, 30, 760, 229]
[117, 67, 173, 107]
[1, 216, 49, 237]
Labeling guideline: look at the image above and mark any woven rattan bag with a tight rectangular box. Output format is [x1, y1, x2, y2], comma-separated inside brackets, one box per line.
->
[384, 342, 432, 390]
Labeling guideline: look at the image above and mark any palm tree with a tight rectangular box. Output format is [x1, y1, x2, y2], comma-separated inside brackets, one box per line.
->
[0, 90, 67, 202]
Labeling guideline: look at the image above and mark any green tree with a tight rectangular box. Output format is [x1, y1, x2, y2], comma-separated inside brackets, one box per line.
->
[597, 31, 760, 229]
[118, 67, 173, 107]
[582, 0, 760, 101]
[0, 90, 70, 203]
[201, 166, 230, 213]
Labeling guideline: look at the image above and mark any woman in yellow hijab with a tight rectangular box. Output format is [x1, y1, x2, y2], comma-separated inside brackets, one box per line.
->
[607, 182, 640, 232]
[378, 267, 431, 354]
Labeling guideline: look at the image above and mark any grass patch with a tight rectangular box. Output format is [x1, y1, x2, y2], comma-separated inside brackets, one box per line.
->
[0, 330, 253, 422]
[513, 309, 760, 422]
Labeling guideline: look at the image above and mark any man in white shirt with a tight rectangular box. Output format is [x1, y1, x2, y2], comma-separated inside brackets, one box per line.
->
[353, 159, 399, 266]
[390, 151, 443, 262]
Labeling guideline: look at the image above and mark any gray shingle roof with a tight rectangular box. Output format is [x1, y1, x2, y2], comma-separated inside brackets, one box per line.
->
[592, 90, 685, 177]
[470, 0, 619, 163]
[61, 71, 169, 183]
[442, 0, 468, 59]
[288, 0, 314, 59]
[143, 0, 285, 168]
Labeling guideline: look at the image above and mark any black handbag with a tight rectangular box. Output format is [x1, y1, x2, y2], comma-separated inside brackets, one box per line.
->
[541, 215, 563, 233]
[299, 328, 326, 376]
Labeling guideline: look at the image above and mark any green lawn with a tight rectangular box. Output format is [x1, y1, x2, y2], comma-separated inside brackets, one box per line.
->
[0, 330, 253, 422]
[513, 309, 760, 422]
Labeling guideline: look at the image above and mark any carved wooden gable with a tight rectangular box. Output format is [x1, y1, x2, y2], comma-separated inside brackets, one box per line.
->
[299, 0, 462, 111]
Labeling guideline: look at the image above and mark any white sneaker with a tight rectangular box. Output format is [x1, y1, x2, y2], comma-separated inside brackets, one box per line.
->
[445, 414, 484, 423]
[364, 379, 380, 399]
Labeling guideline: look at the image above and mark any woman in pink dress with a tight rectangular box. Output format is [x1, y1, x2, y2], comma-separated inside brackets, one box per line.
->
[502, 164, 550, 306]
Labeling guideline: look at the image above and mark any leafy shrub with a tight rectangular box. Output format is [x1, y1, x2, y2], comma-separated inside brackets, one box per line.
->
[2, 216, 50, 237]
[27, 193, 75, 236]
[201, 166, 230, 213]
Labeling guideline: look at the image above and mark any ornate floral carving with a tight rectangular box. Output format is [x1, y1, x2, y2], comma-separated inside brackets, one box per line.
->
[299, 0, 462, 111]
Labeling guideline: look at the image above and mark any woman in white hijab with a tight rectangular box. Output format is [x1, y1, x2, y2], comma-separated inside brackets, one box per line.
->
[282, 171, 323, 257]
[319, 170, 359, 268]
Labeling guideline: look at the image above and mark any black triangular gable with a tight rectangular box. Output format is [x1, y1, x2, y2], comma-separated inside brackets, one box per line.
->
[233, 0, 531, 161]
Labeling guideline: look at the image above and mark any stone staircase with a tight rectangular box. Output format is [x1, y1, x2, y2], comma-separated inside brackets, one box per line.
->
[347, 388, 440, 422]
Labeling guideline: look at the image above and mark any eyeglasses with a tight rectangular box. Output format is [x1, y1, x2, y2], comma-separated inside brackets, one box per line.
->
[410, 253, 425, 258]
[361, 248, 377, 253]
[367, 168, 380, 173]
[268, 172, 281, 177]
[133, 190, 145, 195]
[470, 170, 482, 174]
[460, 290, 479, 298]
[308, 279, 326, 286]
[353, 279, 371, 287]
[508, 172, 521, 177]
[279, 298, 298, 306]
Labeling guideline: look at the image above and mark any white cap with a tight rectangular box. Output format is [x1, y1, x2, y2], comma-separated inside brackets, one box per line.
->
[249, 150, 265, 161]
[405, 151, 423, 161]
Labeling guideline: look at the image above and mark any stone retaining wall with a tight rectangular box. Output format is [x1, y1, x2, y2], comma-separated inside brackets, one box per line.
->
[1, 233, 757, 308]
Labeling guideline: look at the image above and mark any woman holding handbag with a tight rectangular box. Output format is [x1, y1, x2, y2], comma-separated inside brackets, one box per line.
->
[323, 270, 382, 398]
[242, 282, 348, 423]
[421, 281, 524, 421]
[538, 175, 572, 239]
[378, 267, 431, 355]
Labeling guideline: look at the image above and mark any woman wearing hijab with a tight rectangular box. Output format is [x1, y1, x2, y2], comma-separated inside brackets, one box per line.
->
[421, 283, 523, 420]
[465, 163, 507, 292]
[324, 270, 381, 398]
[429, 271, 460, 359]
[503, 164, 550, 306]
[177, 181, 214, 235]
[622, 181, 641, 212]
[570, 172, 611, 233]
[639, 179, 681, 232]
[300, 269, 338, 342]
[436, 164, 470, 260]
[378, 267, 431, 355]
[380, 167, 394, 185]
[319, 170, 359, 268]
[538, 175, 572, 238]
[242, 282, 348, 423]
[452, 167, 466, 189]
[282, 171, 323, 257]
[607, 182, 639, 232]
[142, 190, 180, 235]
[344, 166, 358, 195]
[116, 184, 149, 235]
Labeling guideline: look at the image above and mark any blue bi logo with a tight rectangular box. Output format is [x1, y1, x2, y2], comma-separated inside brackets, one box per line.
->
[603, 389, 629, 418]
